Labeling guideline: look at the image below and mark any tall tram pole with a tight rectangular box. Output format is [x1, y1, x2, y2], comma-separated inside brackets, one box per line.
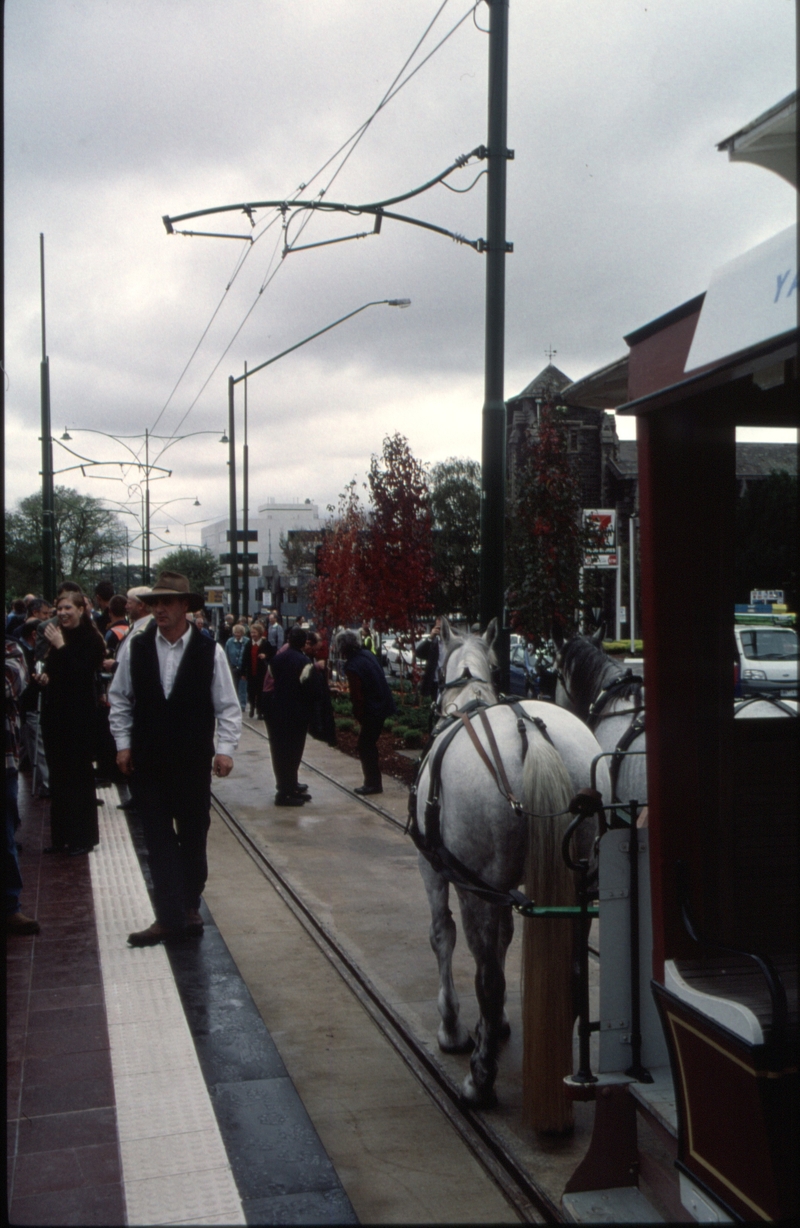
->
[242, 361, 249, 618]
[227, 375, 239, 620]
[479, 0, 511, 685]
[40, 235, 57, 600]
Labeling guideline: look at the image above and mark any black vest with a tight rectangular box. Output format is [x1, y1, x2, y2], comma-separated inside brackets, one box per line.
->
[130, 622, 216, 777]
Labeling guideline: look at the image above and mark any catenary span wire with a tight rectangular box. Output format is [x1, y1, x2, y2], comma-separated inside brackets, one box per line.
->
[287, 1, 478, 253]
[151, 1, 478, 455]
[151, 1, 475, 452]
[144, 213, 279, 447]
[286, 0, 455, 251]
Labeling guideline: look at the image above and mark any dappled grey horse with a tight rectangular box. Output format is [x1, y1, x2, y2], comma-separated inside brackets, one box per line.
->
[554, 633, 798, 818]
[554, 629, 648, 814]
[413, 619, 610, 1110]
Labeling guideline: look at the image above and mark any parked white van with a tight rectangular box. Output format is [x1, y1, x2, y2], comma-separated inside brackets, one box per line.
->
[734, 621, 797, 699]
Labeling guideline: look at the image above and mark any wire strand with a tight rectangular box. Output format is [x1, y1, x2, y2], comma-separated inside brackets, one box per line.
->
[150, 1, 478, 454]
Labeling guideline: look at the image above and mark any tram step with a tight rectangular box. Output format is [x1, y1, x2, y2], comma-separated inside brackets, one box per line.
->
[562, 1186, 665, 1223]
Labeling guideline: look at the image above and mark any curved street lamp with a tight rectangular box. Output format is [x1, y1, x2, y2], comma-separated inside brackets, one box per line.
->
[58, 428, 223, 581]
[226, 297, 411, 618]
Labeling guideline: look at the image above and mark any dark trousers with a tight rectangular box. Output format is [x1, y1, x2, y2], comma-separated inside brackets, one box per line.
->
[357, 715, 385, 789]
[43, 735, 99, 851]
[264, 710, 307, 797]
[247, 675, 263, 716]
[133, 772, 211, 929]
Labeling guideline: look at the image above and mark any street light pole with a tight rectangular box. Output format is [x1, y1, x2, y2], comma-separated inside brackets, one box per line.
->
[480, 0, 510, 688]
[243, 360, 249, 618]
[227, 298, 410, 623]
[227, 375, 239, 620]
[40, 234, 57, 599]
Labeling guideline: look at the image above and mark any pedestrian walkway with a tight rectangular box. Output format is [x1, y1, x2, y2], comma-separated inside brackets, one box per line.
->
[6, 779, 355, 1226]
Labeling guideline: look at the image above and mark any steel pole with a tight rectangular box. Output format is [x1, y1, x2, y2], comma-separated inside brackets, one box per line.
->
[40, 235, 56, 599]
[629, 515, 636, 654]
[228, 375, 239, 620]
[145, 429, 151, 583]
[242, 361, 249, 618]
[479, 0, 510, 688]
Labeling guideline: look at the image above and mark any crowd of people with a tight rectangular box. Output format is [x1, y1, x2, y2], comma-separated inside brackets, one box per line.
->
[6, 575, 427, 943]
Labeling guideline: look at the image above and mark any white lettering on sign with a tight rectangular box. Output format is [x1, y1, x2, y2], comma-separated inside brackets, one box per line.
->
[685, 223, 797, 371]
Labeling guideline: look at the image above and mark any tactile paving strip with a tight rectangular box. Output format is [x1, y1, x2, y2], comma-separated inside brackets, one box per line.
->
[90, 793, 246, 1226]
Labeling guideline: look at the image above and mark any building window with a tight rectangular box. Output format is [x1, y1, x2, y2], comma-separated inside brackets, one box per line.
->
[568, 430, 580, 453]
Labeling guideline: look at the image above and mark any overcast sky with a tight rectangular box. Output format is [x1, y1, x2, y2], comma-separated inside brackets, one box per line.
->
[5, 0, 797, 555]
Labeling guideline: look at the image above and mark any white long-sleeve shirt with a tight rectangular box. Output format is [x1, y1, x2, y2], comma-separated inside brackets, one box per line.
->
[108, 624, 241, 758]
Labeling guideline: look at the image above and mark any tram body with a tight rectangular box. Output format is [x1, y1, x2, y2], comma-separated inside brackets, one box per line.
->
[562, 225, 798, 1222]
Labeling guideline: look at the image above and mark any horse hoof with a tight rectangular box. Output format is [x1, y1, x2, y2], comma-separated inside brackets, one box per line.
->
[438, 1032, 475, 1055]
[459, 1086, 498, 1111]
[459, 1076, 498, 1110]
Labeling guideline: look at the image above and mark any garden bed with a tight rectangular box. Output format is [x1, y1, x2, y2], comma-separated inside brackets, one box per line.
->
[334, 726, 424, 788]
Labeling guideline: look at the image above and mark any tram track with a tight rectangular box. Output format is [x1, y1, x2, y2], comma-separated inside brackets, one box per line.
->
[211, 727, 563, 1223]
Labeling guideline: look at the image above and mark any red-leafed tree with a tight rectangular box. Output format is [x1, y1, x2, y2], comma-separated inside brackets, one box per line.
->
[309, 480, 370, 629]
[365, 433, 435, 640]
[506, 406, 606, 643]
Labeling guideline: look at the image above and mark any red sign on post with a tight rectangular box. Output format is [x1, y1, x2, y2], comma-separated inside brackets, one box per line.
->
[583, 509, 618, 568]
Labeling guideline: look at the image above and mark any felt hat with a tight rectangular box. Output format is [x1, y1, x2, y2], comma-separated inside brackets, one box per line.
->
[126, 586, 152, 601]
[139, 572, 204, 612]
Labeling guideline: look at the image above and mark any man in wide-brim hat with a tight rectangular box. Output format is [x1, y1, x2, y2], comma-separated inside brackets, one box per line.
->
[109, 571, 241, 945]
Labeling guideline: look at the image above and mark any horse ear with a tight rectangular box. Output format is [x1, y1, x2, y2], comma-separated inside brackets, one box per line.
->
[440, 617, 453, 647]
[483, 617, 498, 653]
[591, 623, 605, 646]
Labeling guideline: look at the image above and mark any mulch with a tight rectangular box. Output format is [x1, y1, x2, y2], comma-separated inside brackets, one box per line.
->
[334, 727, 426, 789]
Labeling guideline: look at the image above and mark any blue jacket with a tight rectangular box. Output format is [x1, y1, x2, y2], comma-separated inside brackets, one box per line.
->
[345, 648, 397, 721]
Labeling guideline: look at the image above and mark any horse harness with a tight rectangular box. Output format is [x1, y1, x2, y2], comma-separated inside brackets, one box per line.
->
[406, 691, 577, 910]
[587, 670, 645, 804]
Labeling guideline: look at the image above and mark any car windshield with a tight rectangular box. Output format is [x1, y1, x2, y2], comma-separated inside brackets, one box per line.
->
[739, 628, 798, 661]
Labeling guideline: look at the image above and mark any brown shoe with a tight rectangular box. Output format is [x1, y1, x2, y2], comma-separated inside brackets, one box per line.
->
[185, 908, 204, 936]
[127, 922, 177, 947]
[6, 912, 40, 936]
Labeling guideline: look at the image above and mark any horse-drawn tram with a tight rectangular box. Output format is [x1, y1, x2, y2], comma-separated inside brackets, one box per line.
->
[552, 120, 798, 1219]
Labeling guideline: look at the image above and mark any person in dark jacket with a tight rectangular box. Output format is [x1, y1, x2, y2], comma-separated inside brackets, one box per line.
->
[262, 626, 312, 806]
[243, 621, 269, 718]
[339, 630, 396, 795]
[416, 617, 444, 699]
[40, 591, 106, 854]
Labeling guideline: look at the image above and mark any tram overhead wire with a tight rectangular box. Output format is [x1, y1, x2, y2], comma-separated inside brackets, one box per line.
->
[144, 0, 480, 464]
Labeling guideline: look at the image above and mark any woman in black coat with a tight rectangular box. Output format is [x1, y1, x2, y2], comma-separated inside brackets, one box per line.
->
[40, 591, 105, 854]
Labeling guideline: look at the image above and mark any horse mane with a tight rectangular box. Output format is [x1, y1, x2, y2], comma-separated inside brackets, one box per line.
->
[560, 635, 637, 715]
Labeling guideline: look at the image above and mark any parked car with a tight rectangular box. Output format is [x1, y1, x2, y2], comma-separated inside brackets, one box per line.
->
[734, 621, 797, 698]
[383, 636, 415, 677]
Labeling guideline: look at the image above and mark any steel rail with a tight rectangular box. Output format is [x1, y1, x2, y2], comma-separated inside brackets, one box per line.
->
[242, 714, 602, 955]
[210, 745, 560, 1223]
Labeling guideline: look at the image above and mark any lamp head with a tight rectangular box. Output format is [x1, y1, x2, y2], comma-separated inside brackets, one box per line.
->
[387, 298, 411, 308]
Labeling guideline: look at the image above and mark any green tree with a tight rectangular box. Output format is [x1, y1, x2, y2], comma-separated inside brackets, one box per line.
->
[428, 458, 481, 624]
[735, 471, 797, 608]
[506, 407, 605, 643]
[154, 546, 221, 596]
[5, 486, 127, 600]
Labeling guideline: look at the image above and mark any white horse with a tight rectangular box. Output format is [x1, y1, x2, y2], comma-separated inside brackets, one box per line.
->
[554, 629, 648, 815]
[414, 620, 610, 1120]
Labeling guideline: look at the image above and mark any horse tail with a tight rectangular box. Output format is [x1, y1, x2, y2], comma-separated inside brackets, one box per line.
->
[521, 731, 576, 1133]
